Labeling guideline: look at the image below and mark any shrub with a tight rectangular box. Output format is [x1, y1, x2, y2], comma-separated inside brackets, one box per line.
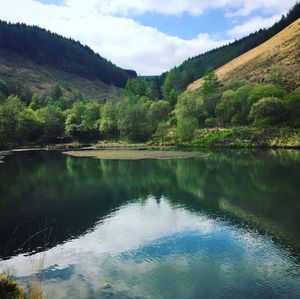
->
[248, 84, 286, 105]
[285, 88, 300, 127]
[177, 117, 198, 142]
[249, 97, 288, 126]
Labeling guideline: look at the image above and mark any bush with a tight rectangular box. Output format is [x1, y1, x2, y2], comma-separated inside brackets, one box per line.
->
[37, 105, 65, 142]
[0, 95, 25, 143]
[205, 117, 218, 128]
[249, 97, 288, 126]
[176, 91, 207, 127]
[177, 117, 198, 142]
[100, 102, 118, 137]
[285, 88, 300, 127]
[216, 86, 252, 127]
[154, 121, 170, 143]
[117, 98, 151, 141]
[248, 84, 286, 105]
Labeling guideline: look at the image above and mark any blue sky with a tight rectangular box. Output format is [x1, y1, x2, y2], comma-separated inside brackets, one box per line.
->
[133, 10, 232, 40]
[0, 0, 298, 74]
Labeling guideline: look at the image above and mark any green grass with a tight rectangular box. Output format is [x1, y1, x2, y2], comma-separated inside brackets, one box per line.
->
[169, 127, 300, 148]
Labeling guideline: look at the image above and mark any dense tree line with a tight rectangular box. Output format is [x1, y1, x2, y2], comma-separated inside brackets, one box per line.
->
[0, 21, 137, 87]
[0, 82, 172, 147]
[0, 2, 299, 148]
[0, 70, 299, 148]
[174, 70, 300, 141]
[154, 2, 300, 92]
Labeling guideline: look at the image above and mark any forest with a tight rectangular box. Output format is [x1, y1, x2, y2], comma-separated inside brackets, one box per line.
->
[0, 3, 299, 148]
[0, 21, 137, 87]
[0, 68, 299, 148]
[156, 2, 300, 90]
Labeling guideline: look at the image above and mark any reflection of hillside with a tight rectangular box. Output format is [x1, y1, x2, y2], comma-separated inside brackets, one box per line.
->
[0, 152, 131, 258]
[219, 199, 299, 250]
[0, 150, 299, 259]
[173, 150, 300, 250]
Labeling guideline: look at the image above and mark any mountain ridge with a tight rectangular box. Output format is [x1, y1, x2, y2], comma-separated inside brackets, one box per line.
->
[187, 18, 300, 91]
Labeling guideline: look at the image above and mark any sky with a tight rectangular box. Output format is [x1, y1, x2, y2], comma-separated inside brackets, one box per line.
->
[0, 0, 298, 75]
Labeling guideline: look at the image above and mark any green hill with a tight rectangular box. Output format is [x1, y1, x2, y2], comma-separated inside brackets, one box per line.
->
[0, 20, 137, 102]
[188, 18, 300, 91]
[159, 2, 300, 91]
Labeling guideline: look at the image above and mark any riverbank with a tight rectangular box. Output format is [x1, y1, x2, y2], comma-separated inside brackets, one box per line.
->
[162, 127, 300, 149]
[191, 127, 300, 148]
[1, 127, 299, 152]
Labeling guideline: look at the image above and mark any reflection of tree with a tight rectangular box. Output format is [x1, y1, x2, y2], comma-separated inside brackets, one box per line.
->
[0, 150, 299, 258]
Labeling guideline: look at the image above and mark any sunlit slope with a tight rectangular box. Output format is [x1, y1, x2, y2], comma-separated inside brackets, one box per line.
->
[188, 18, 300, 91]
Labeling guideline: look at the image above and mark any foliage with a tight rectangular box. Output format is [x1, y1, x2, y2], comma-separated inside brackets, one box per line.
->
[0, 95, 25, 144]
[189, 127, 300, 148]
[17, 108, 43, 142]
[265, 67, 291, 88]
[125, 77, 148, 100]
[0, 21, 137, 87]
[201, 68, 221, 97]
[37, 105, 65, 141]
[154, 121, 170, 143]
[50, 84, 63, 100]
[148, 100, 171, 130]
[162, 68, 187, 106]
[117, 98, 151, 141]
[177, 117, 198, 142]
[285, 88, 300, 128]
[176, 91, 207, 127]
[65, 102, 100, 140]
[216, 85, 252, 126]
[1, 4, 300, 149]
[248, 84, 287, 105]
[249, 97, 288, 126]
[99, 101, 118, 137]
[156, 2, 300, 90]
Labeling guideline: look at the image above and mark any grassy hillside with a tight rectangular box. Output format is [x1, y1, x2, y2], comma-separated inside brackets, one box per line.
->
[0, 21, 137, 88]
[155, 2, 300, 98]
[188, 18, 300, 91]
[0, 50, 124, 102]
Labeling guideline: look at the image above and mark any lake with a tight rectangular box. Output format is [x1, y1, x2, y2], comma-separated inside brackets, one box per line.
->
[0, 149, 299, 299]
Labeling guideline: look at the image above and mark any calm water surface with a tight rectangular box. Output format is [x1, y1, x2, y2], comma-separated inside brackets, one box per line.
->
[0, 150, 299, 299]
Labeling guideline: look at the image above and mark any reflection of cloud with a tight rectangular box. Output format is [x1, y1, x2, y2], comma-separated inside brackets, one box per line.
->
[120, 229, 244, 262]
[2, 197, 215, 275]
[17, 264, 75, 281]
[2, 197, 299, 299]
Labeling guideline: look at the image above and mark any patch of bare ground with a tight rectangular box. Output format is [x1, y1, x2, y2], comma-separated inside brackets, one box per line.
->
[63, 149, 208, 160]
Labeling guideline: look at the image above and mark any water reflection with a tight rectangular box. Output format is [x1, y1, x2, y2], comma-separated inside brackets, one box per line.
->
[0, 150, 299, 298]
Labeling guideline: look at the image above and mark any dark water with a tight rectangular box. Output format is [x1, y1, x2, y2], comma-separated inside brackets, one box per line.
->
[0, 150, 299, 299]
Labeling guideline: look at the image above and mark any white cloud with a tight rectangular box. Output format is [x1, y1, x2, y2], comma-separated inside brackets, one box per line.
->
[0, 0, 297, 75]
[225, 0, 297, 17]
[78, 0, 297, 17]
[227, 15, 282, 39]
[92, 0, 238, 16]
[0, 0, 232, 75]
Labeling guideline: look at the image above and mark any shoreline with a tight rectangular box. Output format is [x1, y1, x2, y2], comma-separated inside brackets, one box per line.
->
[1, 127, 300, 152]
[1, 142, 300, 153]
